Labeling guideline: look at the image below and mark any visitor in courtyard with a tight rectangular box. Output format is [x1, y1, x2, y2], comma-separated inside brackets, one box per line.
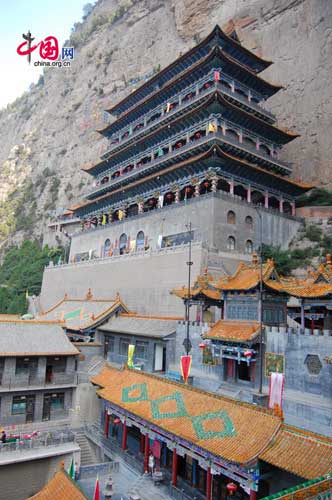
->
[1, 430, 6, 443]
[148, 452, 155, 475]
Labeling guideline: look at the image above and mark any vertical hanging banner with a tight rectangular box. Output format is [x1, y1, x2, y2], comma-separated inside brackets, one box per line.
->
[127, 344, 135, 368]
[268, 372, 285, 409]
[180, 355, 192, 384]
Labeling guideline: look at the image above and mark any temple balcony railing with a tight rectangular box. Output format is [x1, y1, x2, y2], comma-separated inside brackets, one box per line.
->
[90, 124, 290, 199]
[99, 114, 285, 185]
[75, 191, 300, 242]
[0, 373, 78, 391]
[103, 69, 275, 153]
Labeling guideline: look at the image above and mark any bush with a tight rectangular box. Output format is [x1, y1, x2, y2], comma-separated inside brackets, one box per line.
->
[305, 225, 322, 242]
[296, 188, 332, 207]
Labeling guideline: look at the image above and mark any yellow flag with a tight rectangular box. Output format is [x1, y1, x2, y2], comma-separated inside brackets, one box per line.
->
[166, 102, 171, 113]
[127, 344, 135, 368]
[118, 210, 123, 220]
[208, 122, 217, 133]
[102, 214, 107, 225]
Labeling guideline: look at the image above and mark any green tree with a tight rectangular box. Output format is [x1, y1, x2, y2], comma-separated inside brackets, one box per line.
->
[0, 240, 64, 314]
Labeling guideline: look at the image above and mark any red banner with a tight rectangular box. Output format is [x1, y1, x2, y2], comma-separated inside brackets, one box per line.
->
[180, 355, 192, 384]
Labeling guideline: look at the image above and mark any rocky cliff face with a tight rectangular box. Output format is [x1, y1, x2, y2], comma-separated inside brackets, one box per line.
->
[0, 0, 331, 247]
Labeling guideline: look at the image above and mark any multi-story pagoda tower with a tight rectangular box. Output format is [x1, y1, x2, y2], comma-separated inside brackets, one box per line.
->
[67, 25, 311, 272]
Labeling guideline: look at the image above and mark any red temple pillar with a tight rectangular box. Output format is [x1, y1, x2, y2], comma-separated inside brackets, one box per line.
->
[264, 192, 269, 208]
[140, 433, 145, 453]
[144, 434, 149, 473]
[172, 449, 178, 486]
[250, 490, 257, 500]
[104, 411, 109, 437]
[206, 467, 212, 500]
[122, 421, 127, 451]
[247, 186, 251, 203]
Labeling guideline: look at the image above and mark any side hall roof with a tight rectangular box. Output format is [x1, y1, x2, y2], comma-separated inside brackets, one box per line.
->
[0, 322, 79, 357]
[98, 312, 182, 338]
[39, 290, 130, 332]
[27, 468, 89, 500]
[203, 320, 260, 342]
[91, 365, 332, 479]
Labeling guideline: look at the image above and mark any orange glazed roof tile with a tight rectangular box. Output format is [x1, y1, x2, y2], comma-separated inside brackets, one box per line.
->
[260, 427, 332, 479]
[171, 270, 222, 301]
[203, 320, 260, 342]
[92, 365, 282, 465]
[214, 259, 278, 291]
[27, 469, 89, 499]
[92, 366, 332, 479]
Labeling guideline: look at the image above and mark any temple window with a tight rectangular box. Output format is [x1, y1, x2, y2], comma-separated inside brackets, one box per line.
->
[119, 337, 130, 356]
[227, 211, 236, 224]
[227, 236, 236, 250]
[245, 215, 253, 227]
[104, 239, 111, 257]
[136, 231, 145, 250]
[245, 240, 253, 254]
[135, 340, 148, 359]
[119, 233, 128, 255]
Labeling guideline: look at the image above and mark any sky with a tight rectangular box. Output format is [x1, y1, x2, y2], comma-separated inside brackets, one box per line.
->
[0, 0, 90, 110]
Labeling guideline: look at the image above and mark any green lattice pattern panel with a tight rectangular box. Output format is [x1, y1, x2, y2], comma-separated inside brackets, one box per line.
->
[191, 410, 236, 439]
[122, 383, 149, 403]
[151, 391, 188, 419]
[121, 384, 236, 440]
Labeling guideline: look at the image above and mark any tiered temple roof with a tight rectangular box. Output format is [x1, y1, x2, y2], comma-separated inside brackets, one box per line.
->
[69, 24, 312, 224]
[92, 365, 332, 479]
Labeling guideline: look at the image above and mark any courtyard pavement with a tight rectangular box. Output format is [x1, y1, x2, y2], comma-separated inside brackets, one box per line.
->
[77, 459, 176, 500]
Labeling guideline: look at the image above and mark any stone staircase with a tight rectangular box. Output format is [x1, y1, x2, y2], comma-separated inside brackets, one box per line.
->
[75, 430, 99, 465]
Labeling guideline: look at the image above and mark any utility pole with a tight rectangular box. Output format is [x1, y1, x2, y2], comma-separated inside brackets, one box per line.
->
[255, 207, 264, 394]
[184, 222, 193, 355]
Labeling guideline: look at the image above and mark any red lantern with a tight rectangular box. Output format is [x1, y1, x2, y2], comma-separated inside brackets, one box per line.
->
[226, 482, 238, 495]
[185, 187, 192, 194]
[203, 181, 210, 188]
[148, 199, 156, 206]
[204, 82, 211, 89]
[113, 418, 121, 425]
[195, 132, 201, 139]
[244, 350, 252, 358]
[199, 343, 207, 349]
[114, 172, 120, 177]
[166, 193, 174, 200]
